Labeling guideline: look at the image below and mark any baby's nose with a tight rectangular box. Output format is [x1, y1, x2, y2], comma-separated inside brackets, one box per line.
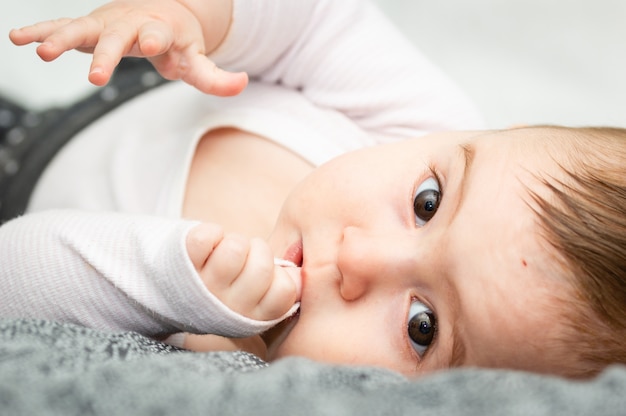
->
[337, 226, 417, 301]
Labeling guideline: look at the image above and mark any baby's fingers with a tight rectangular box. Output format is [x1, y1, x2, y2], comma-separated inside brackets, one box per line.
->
[91, 19, 175, 81]
[88, 20, 151, 86]
[182, 53, 248, 97]
[9, 18, 74, 46]
[150, 51, 247, 97]
[229, 239, 300, 321]
[254, 265, 302, 320]
[26, 17, 103, 62]
[137, 21, 175, 57]
[186, 223, 225, 271]
[193, 232, 300, 321]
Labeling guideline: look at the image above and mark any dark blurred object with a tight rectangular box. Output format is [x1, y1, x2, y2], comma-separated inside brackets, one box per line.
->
[0, 58, 168, 224]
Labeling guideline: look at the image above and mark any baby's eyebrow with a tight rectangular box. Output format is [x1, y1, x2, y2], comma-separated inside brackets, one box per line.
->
[445, 143, 474, 369]
[443, 275, 467, 368]
[452, 142, 476, 219]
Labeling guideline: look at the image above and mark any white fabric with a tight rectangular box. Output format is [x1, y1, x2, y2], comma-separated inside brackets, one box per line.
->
[28, 82, 370, 217]
[3, 0, 484, 339]
[0, 210, 297, 337]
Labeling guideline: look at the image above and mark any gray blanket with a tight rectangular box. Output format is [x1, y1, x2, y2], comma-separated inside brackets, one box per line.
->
[1, 318, 625, 415]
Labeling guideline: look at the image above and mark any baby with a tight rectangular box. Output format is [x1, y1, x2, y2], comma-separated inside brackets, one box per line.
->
[2, 0, 625, 379]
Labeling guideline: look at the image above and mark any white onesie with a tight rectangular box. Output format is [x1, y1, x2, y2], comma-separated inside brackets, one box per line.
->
[0, 0, 483, 339]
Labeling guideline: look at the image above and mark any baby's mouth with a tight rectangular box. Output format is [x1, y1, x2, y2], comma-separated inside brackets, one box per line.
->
[282, 240, 304, 268]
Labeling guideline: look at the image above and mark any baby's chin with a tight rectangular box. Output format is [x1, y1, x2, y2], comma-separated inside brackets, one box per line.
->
[262, 310, 300, 361]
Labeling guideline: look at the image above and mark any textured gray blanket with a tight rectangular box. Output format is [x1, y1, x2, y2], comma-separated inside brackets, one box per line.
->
[1, 318, 625, 416]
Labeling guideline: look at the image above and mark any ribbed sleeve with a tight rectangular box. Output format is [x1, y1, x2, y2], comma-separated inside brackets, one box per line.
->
[210, 0, 484, 138]
[0, 210, 296, 337]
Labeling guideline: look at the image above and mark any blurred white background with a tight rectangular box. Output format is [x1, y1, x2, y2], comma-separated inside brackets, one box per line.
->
[1, 0, 625, 129]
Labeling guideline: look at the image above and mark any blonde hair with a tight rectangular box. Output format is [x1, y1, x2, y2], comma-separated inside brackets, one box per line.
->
[526, 126, 626, 377]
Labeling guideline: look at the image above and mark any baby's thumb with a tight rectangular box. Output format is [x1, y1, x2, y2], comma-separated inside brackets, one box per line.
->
[254, 260, 302, 321]
[278, 265, 302, 302]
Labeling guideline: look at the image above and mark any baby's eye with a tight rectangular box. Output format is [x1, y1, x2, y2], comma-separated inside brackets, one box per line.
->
[408, 300, 437, 357]
[413, 177, 441, 226]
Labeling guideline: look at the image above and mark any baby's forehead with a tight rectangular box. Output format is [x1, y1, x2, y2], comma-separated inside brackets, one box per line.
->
[468, 128, 575, 198]
[461, 130, 597, 371]
[487, 126, 581, 162]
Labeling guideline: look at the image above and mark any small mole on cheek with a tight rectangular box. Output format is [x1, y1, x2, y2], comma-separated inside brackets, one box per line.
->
[521, 258, 528, 267]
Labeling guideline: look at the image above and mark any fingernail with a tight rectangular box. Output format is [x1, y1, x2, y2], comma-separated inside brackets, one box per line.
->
[89, 66, 104, 75]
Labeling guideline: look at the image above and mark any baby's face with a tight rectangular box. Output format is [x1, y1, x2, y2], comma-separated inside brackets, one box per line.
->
[266, 129, 575, 377]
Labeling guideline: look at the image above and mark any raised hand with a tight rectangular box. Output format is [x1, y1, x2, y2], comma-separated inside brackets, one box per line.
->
[186, 223, 302, 322]
[8, 0, 248, 96]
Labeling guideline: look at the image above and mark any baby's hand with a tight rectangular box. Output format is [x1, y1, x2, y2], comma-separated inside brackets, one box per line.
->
[186, 223, 302, 322]
[8, 0, 247, 96]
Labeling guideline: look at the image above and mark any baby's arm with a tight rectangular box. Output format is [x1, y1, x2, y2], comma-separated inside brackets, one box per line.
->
[8, 0, 247, 96]
[210, 0, 484, 135]
[0, 210, 298, 338]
